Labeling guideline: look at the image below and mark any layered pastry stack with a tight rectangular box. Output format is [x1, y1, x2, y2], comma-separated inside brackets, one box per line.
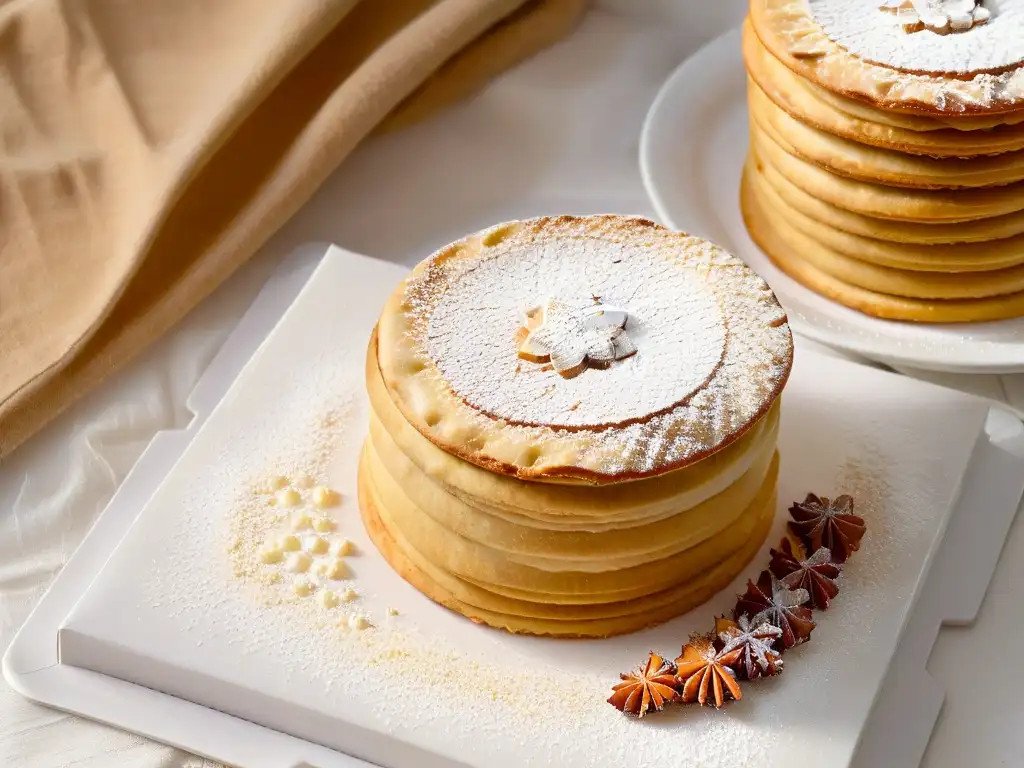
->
[741, 0, 1024, 322]
[359, 215, 793, 638]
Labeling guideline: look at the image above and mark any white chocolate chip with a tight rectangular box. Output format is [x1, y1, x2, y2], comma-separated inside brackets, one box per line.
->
[267, 475, 290, 491]
[349, 615, 371, 631]
[290, 512, 312, 532]
[275, 488, 302, 508]
[318, 590, 340, 609]
[284, 551, 312, 573]
[293, 578, 314, 597]
[307, 536, 329, 555]
[312, 486, 341, 509]
[277, 535, 301, 552]
[330, 538, 354, 557]
[258, 547, 283, 564]
[313, 516, 336, 533]
[295, 474, 316, 490]
[341, 587, 358, 603]
[315, 557, 348, 580]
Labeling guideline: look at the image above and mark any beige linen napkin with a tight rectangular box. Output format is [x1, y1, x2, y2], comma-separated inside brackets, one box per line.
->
[0, 0, 587, 459]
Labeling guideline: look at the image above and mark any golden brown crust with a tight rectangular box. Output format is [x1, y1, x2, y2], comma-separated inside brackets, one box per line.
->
[752, 124, 1024, 221]
[749, 81, 1024, 189]
[741, 162, 1024, 322]
[749, 0, 1024, 117]
[752, 164, 1024, 272]
[743, 21, 1024, 157]
[754, 148, 1024, 243]
[747, 169, 1024, 298]
[358, 446, 776, 638]
[373, 215, 793, 483]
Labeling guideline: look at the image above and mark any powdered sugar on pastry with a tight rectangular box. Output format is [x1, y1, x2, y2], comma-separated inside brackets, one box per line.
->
[880, 0, 990, 34]
[427, 242, 725, 428]
[375, 216, 793, 481]
[807, 0, 1024, 74]
[753, 0, 1024, 113]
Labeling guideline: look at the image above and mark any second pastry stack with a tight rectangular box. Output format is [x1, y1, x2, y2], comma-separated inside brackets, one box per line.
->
[741, 0, 1024, 323]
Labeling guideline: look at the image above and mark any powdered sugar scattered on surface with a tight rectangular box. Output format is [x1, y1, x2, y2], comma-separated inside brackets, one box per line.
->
[59, 253, 992, 768]
[808, 0, 1024, 74]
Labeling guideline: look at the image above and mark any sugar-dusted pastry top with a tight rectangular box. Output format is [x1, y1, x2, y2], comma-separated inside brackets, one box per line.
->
[374, 216, 793, 483]
[751, 0, 1024, 115]
[810, 0, 1023, 74]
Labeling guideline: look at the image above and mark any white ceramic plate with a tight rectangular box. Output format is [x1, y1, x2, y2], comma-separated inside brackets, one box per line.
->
[639, 28, 1024, 374]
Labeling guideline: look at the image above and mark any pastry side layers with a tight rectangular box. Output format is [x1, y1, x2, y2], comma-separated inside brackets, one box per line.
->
[363, 216, 791, 636]
[361, 347, 779, 636]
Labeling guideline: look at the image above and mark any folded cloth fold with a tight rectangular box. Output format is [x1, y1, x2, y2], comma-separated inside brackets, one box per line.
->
[0, 0, 587, 458]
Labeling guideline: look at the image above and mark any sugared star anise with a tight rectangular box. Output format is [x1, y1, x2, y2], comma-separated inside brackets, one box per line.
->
[607, 652, 680, 717]
[715, 615, 784, 680]
[770, 536, 842, 611]
[788, 493, 866, 563]
[735, 570, 816, 650]
[675, 633, 743, 708]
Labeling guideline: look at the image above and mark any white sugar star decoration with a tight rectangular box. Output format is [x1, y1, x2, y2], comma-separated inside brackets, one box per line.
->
[880, 0, 990, 33]
[517, 298, 637, 379]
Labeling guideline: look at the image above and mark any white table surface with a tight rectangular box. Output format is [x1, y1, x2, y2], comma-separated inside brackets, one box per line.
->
[2, 3, 1022, 766]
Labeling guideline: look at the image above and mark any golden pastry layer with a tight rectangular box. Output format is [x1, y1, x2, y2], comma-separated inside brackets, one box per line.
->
[359, 460, 777, 637]
[742, 22, 1024, 158]
[376, 215, 792, 482]
[750, 82, 1024, 189]
[743, 161, 1024, 322]
[362, 345, 780, 635]
[752, 125, 1024, 222]
[749, 0, 1024, 116]
[363, 216, 791, 636]
[757, 153, 1024, 246]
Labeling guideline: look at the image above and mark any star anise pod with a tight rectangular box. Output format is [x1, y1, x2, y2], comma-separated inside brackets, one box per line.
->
[715, 615, 784, 680]
[770, 536, 842, 611]
[735, 570, 816, 650]
[607, 652, 680, 717]
[788, 493, 866, 563]
[674, 633, 743, 708]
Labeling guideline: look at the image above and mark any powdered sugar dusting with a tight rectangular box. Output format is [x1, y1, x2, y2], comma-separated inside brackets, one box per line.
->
[759, 0, 1024, 112]
[808, 0, 1024, 74]
[59, 250, 994, 768]
[426, 235, 725, 427]
[383, 216, 793, 480]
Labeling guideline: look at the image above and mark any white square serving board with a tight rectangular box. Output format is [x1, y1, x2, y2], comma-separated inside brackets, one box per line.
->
[6, 245, 1024, 768]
